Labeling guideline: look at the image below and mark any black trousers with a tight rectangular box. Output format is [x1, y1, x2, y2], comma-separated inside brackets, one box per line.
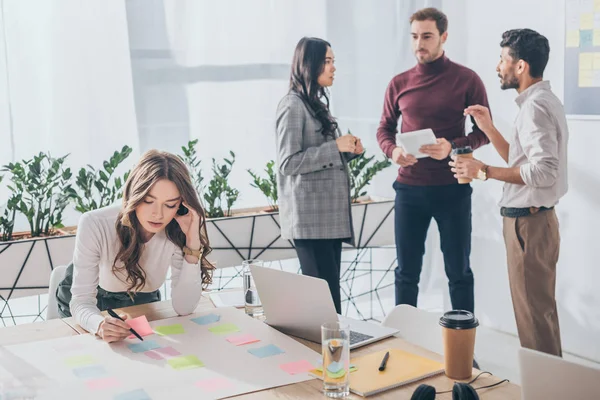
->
[294, 239, 343, 314]
[393, 181, 474, 313]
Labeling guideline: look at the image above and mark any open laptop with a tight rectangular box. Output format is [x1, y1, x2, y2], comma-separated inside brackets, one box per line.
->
[250, 266, 398, 349]
[519, 347, 600, 399]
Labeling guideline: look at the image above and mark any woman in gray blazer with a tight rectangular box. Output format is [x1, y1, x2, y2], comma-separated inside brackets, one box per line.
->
[275, 37, 364, 313]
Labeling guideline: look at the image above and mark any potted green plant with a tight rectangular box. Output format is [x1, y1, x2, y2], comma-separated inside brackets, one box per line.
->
[72, 145, 132, 215]
[203, 151, 240, 218]
[247, 160, 278, 212]
[348, 153, 392, 203]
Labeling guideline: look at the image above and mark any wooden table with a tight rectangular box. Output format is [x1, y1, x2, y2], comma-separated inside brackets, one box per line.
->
[4, 297, 522, 399]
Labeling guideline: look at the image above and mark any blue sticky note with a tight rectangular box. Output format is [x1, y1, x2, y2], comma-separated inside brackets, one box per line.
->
[72, 365, 108, 379]
[191, 313, 221, 325]
[248, 344, 285, 358]
[327, 361, 343, 373]
[114, 389, 151, 400]
[581, 30, 593, 47]
[127, 340, 161, 353]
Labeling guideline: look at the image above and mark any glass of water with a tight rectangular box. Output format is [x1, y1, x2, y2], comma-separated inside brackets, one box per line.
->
[321, 322, 350, 398]
[242, 259, 264, 318]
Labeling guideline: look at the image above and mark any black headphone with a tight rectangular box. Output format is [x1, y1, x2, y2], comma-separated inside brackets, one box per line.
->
[410, 372, 509, 400]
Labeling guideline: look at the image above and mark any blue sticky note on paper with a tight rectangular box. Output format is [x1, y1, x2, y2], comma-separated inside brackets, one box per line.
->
[581, 30, 593, 47]
[127, 340, 160, 353]
[72, 365, 108, 379]
[114, 389, 151, 400]
[248, 344, 285, 358]
[191, 313, 221, 325]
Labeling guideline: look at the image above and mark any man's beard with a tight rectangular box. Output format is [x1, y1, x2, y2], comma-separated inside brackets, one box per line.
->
[416, 42, 442, 64]
[500, 73, 519, 90]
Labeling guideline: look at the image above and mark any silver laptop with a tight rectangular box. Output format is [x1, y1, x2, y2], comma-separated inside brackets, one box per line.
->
[519, 347, 600, 399]
[250, 266, 398, 349]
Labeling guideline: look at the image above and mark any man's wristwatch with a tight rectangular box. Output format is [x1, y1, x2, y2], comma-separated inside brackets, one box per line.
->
[183, 246, 203, 258]
[477, 165, 489, 181]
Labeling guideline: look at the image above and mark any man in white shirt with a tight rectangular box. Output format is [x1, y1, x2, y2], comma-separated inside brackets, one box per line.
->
[451, 29, 568, 357]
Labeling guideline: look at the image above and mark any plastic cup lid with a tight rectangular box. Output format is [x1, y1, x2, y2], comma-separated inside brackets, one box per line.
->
[452, 146, 473, 155]
[439, 310, 479, 329]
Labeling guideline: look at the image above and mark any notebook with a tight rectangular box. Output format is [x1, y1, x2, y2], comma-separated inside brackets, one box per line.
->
[311, 348, 445, 397]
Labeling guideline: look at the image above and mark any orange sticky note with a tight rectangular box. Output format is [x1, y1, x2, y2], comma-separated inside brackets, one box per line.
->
[126, 315, 153, 339]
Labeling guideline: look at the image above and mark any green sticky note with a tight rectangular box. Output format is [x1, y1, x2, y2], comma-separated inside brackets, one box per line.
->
[64, 355, 95, 368]
[154, 324, 185, 336]
[208, 323, 240, 335]
[167, 355, 204, 370]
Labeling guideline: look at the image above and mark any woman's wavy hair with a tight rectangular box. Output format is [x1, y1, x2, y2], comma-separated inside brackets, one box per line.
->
[114, 150, 213, 293]
[289, 37, 338, 138]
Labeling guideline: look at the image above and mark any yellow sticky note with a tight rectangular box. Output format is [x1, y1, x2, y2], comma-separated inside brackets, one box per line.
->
[167, 355, 204, 370]
[581, 13, 594, 30]
[595, 0, 600, 12]
[580, 53, 594, 70]
[594, 29, 600, 46]
[593, 53, 600, 70]
[567, 30, 580, 47]
[579, 69, 594, 87]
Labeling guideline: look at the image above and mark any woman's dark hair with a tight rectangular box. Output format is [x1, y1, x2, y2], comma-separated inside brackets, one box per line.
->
[289, 37, 338, 138]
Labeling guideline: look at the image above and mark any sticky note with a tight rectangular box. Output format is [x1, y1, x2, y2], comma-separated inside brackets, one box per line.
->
[226, 333, 260, 346]
[327, 361, 344, 373]
[581, 13, 594, 30]
[280, 360, 314, 375]
[144, 350, 164, 360]
[594, 30, 600, 47]
[155, 346, 181, 357]
[167, 355, 205, 370]
[593, 53, 600, 70]
[195, 377, 232, 392]
[64, 355, 95, 368]
[127, 340, 161, 353]
[126, 315, 154, 339]
[581, 53, 594, 70]
[114, 389, 152, 400]
[85, 377, 121, 390]
[581, 29, 594, 47]
[248, 344, 285, 358]
[208, 323, 240, 335]
[580, 69, 594, 87]
[596, 0, 600, 11]
[314, 364, 358, 373]
[154, 324, 185, 336]
[566, 30, 580, 47]
[72, 365, 107, 379]
[191, 314, 221, 325]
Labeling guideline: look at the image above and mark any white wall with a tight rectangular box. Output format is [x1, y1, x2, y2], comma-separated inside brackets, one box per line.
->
[456, 0, 600, 362]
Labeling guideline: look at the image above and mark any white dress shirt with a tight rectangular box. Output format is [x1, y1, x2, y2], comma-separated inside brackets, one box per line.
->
[499, 81, 569, 208]
[69, 206, 203, 334]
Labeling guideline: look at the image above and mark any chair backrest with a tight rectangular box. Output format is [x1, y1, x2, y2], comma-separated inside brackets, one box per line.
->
[46, 265, 68, 320]
[519, 347, 600, 399]
[381, 304, 444, 355]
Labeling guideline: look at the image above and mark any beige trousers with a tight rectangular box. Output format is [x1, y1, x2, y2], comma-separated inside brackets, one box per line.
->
[503, 208, 562, 357]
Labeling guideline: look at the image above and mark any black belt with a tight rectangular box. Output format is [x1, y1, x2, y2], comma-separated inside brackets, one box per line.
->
[500, 206, 553, 218]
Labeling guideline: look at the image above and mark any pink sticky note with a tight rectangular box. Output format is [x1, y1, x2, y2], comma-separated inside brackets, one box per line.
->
[280, 360, 315, 375]
[144, 350, 164, 360]
[126, 315, 154, 339]
[85, 377, 121, 390]
[195, 377, 232, 392]
[226, 333, 260, 346]
[155, 347, 181, 357]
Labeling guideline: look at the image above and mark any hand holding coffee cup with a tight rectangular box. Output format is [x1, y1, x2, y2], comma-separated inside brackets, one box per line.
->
[439, 310, 479, 380]
[450, 146, 474, 184]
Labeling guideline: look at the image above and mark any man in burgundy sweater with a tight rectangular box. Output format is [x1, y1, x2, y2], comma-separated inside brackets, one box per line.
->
[377, 8, 490, 313]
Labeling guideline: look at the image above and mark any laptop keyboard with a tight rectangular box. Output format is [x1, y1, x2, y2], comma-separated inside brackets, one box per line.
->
[349, 330, 374, 345]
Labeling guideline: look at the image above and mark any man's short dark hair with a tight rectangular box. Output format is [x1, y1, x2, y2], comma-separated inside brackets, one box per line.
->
[410, 8, 448, 35]
[500, 29, 550, 78]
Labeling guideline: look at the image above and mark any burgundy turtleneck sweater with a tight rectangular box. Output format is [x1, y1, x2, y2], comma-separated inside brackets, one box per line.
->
[377, 54, 490, 186]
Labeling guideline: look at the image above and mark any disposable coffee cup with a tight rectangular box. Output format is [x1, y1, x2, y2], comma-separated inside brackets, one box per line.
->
[452, 146, 473, 184]
[439, 310, 479, 380]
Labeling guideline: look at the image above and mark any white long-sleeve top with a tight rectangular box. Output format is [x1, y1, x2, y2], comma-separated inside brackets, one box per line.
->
[69, 206, 203, 334]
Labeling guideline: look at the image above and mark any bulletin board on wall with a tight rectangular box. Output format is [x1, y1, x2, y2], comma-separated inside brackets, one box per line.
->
[565, 0, 600, 119]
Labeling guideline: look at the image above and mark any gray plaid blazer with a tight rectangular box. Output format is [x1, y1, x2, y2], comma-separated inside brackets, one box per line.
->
[275, 92, 355, 245]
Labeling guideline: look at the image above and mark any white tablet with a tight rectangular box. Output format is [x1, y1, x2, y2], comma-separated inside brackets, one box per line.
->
[395, 128, 437, 158]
